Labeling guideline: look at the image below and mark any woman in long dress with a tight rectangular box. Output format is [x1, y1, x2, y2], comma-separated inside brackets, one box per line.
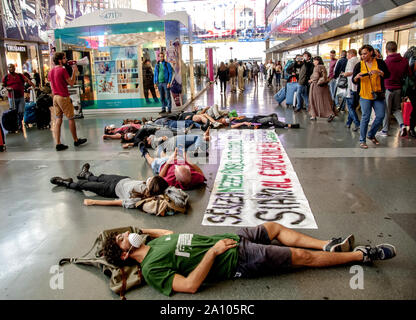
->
[308, 56, 335, 122]
[237, 61, 245, 92]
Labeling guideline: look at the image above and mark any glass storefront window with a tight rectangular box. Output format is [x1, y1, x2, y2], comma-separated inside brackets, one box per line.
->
[408, 28, 416, 48]
[398, 29, 410, 56]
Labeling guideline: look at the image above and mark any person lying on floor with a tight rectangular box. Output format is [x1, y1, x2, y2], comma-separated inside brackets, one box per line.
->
[139, 146, 206, 190]
[177, 107, 222, 129]
[146, 117, 210, 132]
[217, 113, 300, 129]
[103, 123, 142, 140]
[146, 128, 210, 157]
[103, 222, 396, 296]
[50, 163, 170, 208]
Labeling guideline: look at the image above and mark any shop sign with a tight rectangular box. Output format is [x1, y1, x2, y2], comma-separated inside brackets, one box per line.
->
[99, 10, 122, 22]
[6, 45, 26, 52]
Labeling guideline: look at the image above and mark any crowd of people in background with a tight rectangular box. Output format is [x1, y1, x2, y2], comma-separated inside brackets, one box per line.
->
[214, 42, 416, 149]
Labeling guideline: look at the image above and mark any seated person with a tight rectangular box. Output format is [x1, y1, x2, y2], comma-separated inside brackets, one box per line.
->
[50, 163, 168, 208]
[103, 123, 142, 140]
[146, 128, 210, 157]
[103, 222, 396, 296]
[139, 146, 205, 190]
[221, 113, 300, 129]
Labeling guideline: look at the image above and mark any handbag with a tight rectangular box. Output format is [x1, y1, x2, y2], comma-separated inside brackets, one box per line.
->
[364, 62, 385, 100]
[337, 75, 348, 89]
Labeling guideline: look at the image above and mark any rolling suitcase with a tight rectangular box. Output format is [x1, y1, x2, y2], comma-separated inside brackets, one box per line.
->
[1, 90, 19, 132]
[274, 86, 286, 105]
[24, 101, 37, 125]
[0, 122, 5, 151]
[36, 92, 52, 129]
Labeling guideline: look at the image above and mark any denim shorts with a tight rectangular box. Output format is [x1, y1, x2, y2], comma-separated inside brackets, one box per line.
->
[234, 225, 292, 278]
[151, 157, 169, 174]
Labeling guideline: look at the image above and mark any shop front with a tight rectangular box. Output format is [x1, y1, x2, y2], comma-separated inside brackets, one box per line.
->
[54, 9, 190, 112]
[4, 42, 41, 77]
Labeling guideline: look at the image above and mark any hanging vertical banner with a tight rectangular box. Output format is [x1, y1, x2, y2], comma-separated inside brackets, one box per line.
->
[202, 129, 317, 229]
[205, 48, 214, 82]
[165, 20, 182, 107]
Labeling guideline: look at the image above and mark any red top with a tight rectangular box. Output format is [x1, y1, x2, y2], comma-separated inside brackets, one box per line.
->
[48, 66, 70, 97]
[161, 160, 205, 190]
[2, 73, 25, 98]
[115, 123, 142, 133]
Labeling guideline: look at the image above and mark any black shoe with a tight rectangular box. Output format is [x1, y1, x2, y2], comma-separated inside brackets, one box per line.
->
[138, 141, 149, 157]
[290, 124, 300, 129]
[56, 144, 68, 151]
[201, 120, 211, 132]
[74, 138, 87, 147]
[0, 145, 5, 152]
[327, 114, 335, 122]
[50, 176, 73, 187]
[77, 163, 92, 180]
[409, 129, 416, 138]
[193, 147, 209, 157]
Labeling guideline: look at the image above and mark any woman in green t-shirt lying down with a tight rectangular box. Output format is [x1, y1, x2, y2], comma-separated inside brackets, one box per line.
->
[103, 222, 396, 296]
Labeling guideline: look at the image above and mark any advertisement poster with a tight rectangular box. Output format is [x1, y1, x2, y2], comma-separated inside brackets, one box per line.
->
[165, 20, 182, 106]
[203, 130, 317, 229]
[95, 60, 115, 75]
[96, 75, 117, 94]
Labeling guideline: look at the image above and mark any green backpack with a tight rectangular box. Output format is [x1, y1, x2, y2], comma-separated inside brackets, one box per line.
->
[59, 226, 147, 300]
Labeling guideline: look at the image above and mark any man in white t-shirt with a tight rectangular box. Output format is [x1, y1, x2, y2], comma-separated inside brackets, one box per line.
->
[342, 49, 361, 131]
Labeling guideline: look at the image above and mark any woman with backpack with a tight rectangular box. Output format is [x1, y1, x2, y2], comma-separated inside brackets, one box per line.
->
[50, 163, 169, 209]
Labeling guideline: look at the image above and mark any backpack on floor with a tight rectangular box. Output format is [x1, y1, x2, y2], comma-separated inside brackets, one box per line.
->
[36, 93, 52, 129]
[135, 186, 189, 216]
[59, 226, 147, 300]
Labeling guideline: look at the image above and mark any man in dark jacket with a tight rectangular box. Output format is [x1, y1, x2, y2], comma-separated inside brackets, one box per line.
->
[143, 59, 159, 104]
[333, 50, 348, 110]
[381, 41, 412, 137]
[295, 52, 314, 112]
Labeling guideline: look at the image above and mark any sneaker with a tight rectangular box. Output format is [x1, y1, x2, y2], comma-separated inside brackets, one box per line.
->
[378, 130, 388, 137]
[400, 126, 407, 137]
[352, 126, 360, 132]
[327, 114, 335, 122]
[213, 122, 221, 128]
[193, 147, 209, 157]
[74, 138, 87, 147]
[354, 244, 397, 263]
[77, 163, 92, 180]
[345, 123, 351, 129]
[323, 234, 355, 252]
[50, 176, 73, 187]
[56, 144, 68, 151]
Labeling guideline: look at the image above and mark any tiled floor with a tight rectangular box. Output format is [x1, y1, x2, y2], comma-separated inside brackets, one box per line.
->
[0, 79, 415, 300]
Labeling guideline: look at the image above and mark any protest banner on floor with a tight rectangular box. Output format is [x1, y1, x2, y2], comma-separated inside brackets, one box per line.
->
[202, 129, 317, 229]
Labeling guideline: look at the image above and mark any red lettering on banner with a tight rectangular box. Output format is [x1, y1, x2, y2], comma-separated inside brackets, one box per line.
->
[259, 170, 287, 176]
[262, 179, 292, 188]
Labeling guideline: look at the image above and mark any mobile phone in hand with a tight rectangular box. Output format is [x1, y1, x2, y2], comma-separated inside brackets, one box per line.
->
[361, 73, 369, 77]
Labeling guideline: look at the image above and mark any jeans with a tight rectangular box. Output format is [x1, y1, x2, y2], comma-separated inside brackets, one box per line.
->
[383, 89, 403, 132]
[359, 98, 385, 143]
[157, 83, 171, 111]
[151, 157, 169, 175]
[9, 97, 25, 129]
[346, 91, 360, 128]
[296, 84, 309, 110]
[69, 174, 129, 198]
[329, 79, 337, 101]
[156, 134, 206, 157]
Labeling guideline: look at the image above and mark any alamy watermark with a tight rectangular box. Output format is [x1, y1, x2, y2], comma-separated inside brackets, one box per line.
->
[49, 265, 64, 290]
[349, 265, 364, 290]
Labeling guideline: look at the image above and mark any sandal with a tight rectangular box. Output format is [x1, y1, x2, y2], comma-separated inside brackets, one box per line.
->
[369, 137, 379, 145]
[360, 143, 368, 149]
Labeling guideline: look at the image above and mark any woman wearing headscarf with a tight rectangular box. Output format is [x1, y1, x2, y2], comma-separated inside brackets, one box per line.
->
[308, 56, 336, 122]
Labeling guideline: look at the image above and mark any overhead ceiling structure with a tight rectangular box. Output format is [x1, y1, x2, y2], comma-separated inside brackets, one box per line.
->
[267, 0, 416, 53]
